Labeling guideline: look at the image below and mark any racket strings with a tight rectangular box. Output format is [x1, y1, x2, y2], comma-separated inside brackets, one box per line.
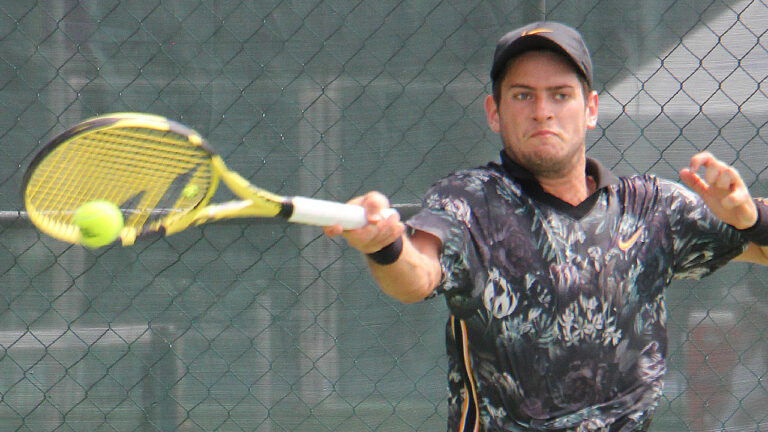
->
[25, 126, 214, 233]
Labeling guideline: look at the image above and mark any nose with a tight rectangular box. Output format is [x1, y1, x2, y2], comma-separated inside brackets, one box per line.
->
[533, 95, 553, 121]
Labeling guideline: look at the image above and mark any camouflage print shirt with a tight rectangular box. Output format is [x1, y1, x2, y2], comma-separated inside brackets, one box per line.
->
[406, 152, 748, 432]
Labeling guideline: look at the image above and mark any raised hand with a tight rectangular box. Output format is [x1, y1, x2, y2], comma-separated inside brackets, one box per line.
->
[679, 151, 757, 230]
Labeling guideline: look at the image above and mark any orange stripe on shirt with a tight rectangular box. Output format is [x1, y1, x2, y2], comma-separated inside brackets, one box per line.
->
[453, 316, 479, 432]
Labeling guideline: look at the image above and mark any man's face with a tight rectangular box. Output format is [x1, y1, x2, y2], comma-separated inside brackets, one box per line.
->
[485, 50, 598, 178]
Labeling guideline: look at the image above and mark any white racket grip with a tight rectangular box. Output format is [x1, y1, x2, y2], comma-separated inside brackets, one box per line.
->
[287, 196, 398, 229]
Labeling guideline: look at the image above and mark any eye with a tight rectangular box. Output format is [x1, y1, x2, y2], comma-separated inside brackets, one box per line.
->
[512, 92, 531, 101]
[553, 92, 570, 101]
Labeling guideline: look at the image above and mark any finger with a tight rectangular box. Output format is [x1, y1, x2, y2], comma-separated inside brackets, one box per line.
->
[338, 192, 388, 228]
[381, 207, 401, 224]
[687, 151, 715, 173]
[714, 168, 734, 190]
[703, 162, 723, 187]
[322, 224, 344, 237]
[679, 168, 708, 195]
[360, 191, 392, 223]
[365, 207, 404, 239]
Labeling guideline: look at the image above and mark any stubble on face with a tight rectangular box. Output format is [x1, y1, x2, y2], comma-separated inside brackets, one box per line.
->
[506, 137, 584, 180]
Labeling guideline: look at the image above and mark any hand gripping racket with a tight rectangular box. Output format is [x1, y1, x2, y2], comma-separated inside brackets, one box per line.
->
[22, 113, 396, 246]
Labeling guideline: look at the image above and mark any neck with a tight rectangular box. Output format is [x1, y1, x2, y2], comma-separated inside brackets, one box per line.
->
[537, 170, 594, 206]
[500, 150, 599, 206]
[534, 153, 595, 205]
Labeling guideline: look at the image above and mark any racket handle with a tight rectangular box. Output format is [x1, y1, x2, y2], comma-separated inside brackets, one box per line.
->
[288, 196, 398, 229]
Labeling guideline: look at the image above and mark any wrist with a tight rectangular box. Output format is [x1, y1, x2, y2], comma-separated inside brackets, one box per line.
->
[737, 198, 768, 246]
[366, 236, 403, 265]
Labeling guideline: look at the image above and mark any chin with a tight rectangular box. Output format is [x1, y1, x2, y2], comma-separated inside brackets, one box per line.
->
[517, 152, 574, 176]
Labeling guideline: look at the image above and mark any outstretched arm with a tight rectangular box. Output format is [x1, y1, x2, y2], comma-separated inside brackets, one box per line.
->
[679, 151, 768, 265]
[322, 192, 442, 303]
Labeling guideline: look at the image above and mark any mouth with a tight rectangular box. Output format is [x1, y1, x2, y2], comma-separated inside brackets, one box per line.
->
[529, 129, 558, 139]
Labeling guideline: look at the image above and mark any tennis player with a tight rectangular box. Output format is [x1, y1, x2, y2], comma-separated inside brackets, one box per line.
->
[324, 21, 768, 431]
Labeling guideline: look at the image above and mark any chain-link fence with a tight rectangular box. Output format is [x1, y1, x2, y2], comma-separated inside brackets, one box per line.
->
[1, 0, 767, 430]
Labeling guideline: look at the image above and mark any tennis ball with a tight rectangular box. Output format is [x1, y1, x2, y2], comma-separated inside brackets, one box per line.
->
[72, 200, 124, 248]
[181, 184, 199, 198]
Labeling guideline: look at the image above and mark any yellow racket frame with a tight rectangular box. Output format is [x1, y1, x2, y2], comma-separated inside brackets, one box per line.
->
[24, 113, 285, 246]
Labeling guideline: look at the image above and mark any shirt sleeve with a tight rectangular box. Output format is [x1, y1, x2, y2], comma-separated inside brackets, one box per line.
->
[405, 174, 479, 300]
[659, 178, 749, 279]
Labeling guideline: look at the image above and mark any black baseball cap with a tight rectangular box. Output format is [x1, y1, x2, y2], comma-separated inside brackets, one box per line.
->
[490, 21, 593, 89]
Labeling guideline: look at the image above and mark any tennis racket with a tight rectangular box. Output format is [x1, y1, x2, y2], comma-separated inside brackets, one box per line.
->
[22, 112, 396, 246]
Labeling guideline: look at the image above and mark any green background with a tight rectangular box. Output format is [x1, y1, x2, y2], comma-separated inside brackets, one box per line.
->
[1, 1, 767, 430]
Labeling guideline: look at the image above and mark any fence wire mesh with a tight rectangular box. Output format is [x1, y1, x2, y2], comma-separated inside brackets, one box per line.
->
[1, 0, 768, 431]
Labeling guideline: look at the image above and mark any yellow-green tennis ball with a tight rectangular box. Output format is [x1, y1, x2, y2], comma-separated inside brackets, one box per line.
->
[182, 184, 199, 198]
[72, 200, 124, 248]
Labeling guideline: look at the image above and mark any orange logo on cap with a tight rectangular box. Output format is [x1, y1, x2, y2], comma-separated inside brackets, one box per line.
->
[521, 28, 553, 36]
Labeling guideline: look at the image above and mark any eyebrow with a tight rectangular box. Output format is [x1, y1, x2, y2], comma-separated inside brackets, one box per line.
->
[507, 84, 576, 92]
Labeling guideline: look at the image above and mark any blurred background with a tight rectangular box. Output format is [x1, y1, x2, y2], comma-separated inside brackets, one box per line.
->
[1, 0, 767, 430]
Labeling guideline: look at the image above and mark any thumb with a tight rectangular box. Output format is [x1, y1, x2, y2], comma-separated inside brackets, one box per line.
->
[359, 192, 391, 223]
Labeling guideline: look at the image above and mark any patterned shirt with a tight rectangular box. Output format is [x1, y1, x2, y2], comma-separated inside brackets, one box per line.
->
[406, 152, 748, 432]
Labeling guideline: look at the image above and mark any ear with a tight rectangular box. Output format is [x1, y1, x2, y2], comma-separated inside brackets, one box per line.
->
[484, 94, 500, 133]
[585, 90, 598, 129]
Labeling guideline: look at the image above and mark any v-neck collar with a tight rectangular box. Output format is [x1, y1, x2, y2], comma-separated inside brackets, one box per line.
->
[499, 151, 620, 219]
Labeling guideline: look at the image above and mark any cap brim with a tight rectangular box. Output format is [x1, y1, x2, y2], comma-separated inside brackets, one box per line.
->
[491, 35, 589, 86]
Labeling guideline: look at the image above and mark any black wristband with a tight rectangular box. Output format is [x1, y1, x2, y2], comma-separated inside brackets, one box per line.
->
[366, 236, 403, 265]
[738, 198, 768, 246]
